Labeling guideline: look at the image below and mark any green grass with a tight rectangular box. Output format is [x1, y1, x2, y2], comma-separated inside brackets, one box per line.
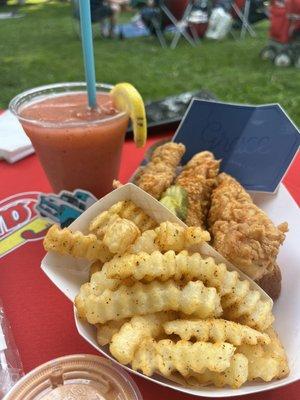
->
[1, 1, 300, 125]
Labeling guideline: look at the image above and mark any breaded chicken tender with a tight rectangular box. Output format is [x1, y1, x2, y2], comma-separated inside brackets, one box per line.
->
[136, 142, 186, 199]
[176, 151, 220, 228]
[208, 173, 288, 298]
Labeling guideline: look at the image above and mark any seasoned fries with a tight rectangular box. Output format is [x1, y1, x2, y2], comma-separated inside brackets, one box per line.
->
[44, 224, 112, 262]
[103, 217, 140, 254]
[132, 338, 235, 376]
[184, 353, 249, 389]
[106, 250, 273, 330]
[44, 197, 289, 390]
[163, 319, 270, 346]
[89, 200, 156, 237]
[89, 260, 103, 279]
[154, 222, 210, 252]
[110, 312, 176, 364]
[96, 319, 129, 346]
[83, 280, 222, 324]
[106, 250, 238, 294]
[238, 327, 289, 382]
[128, 222, 210, 254]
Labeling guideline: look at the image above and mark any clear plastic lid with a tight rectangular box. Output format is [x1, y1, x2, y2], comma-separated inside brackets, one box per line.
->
[3, 354, 143, 400]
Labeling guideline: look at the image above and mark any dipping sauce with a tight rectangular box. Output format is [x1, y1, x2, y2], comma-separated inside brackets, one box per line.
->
[3, 354, 142, 400]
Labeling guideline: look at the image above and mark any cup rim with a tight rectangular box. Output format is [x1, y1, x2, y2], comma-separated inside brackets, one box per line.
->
[3, 354, 143, 400]
[9, 82, 128, 128]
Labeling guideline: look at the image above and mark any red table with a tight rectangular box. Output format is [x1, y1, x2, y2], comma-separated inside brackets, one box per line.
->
[0, 135, 299, 400]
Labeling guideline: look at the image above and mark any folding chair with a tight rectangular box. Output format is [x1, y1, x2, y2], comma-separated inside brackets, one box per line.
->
[160, 0, 202, 48]
[151, 11, 168, 48]
[143, 0, 199, 48]
[232, 0, 257, 38]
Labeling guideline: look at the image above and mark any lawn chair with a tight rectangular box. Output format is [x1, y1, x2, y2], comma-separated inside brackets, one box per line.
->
[231, 0, 257, 38]
[161, 0, 200, 48]
[141, 0, 199, 48]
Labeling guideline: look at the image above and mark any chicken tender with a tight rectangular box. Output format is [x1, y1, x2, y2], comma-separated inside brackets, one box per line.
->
[208, 173, 288, 298]
[176, 151, 220, 228]
[136, 142, 186, 199]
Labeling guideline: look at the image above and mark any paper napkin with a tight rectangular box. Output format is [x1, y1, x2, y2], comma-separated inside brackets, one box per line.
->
[0, 110, 34, 163]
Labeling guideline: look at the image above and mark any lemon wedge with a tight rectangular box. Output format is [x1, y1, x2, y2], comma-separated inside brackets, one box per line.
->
[111, 83, 147, 148]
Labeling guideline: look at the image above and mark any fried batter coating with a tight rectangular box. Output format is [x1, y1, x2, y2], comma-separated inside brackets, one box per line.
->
[208, 173, 288, 294]
[136, 142, 186, 199]
[176, 151, 220, 228]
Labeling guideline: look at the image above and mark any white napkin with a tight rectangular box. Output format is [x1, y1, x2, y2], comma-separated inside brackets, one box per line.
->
[0, 110, 34, 163]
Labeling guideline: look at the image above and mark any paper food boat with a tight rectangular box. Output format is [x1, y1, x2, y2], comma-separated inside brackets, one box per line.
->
[41, 183, 300, 398]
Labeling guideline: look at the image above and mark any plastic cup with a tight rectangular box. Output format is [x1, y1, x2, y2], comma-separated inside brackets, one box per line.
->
[3, 354, 143, 400]
[9, 83, 129, 199]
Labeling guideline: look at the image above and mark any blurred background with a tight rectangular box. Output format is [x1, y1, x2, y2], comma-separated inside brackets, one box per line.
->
[0, 0, 300, 125]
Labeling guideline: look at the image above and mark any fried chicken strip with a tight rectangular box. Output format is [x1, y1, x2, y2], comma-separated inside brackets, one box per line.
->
[176, 151, 220, 228]
[208, 173, 288, 297]
[136, 142, 185, 199]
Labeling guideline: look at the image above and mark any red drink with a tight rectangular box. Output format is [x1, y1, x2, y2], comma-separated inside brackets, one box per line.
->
[10, 83, 129, 198]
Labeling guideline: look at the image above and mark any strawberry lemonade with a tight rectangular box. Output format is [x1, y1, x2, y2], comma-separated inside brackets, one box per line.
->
[10, 83, 146, 198]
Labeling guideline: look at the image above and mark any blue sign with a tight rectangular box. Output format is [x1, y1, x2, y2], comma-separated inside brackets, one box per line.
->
[173, 100, 300, 192]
